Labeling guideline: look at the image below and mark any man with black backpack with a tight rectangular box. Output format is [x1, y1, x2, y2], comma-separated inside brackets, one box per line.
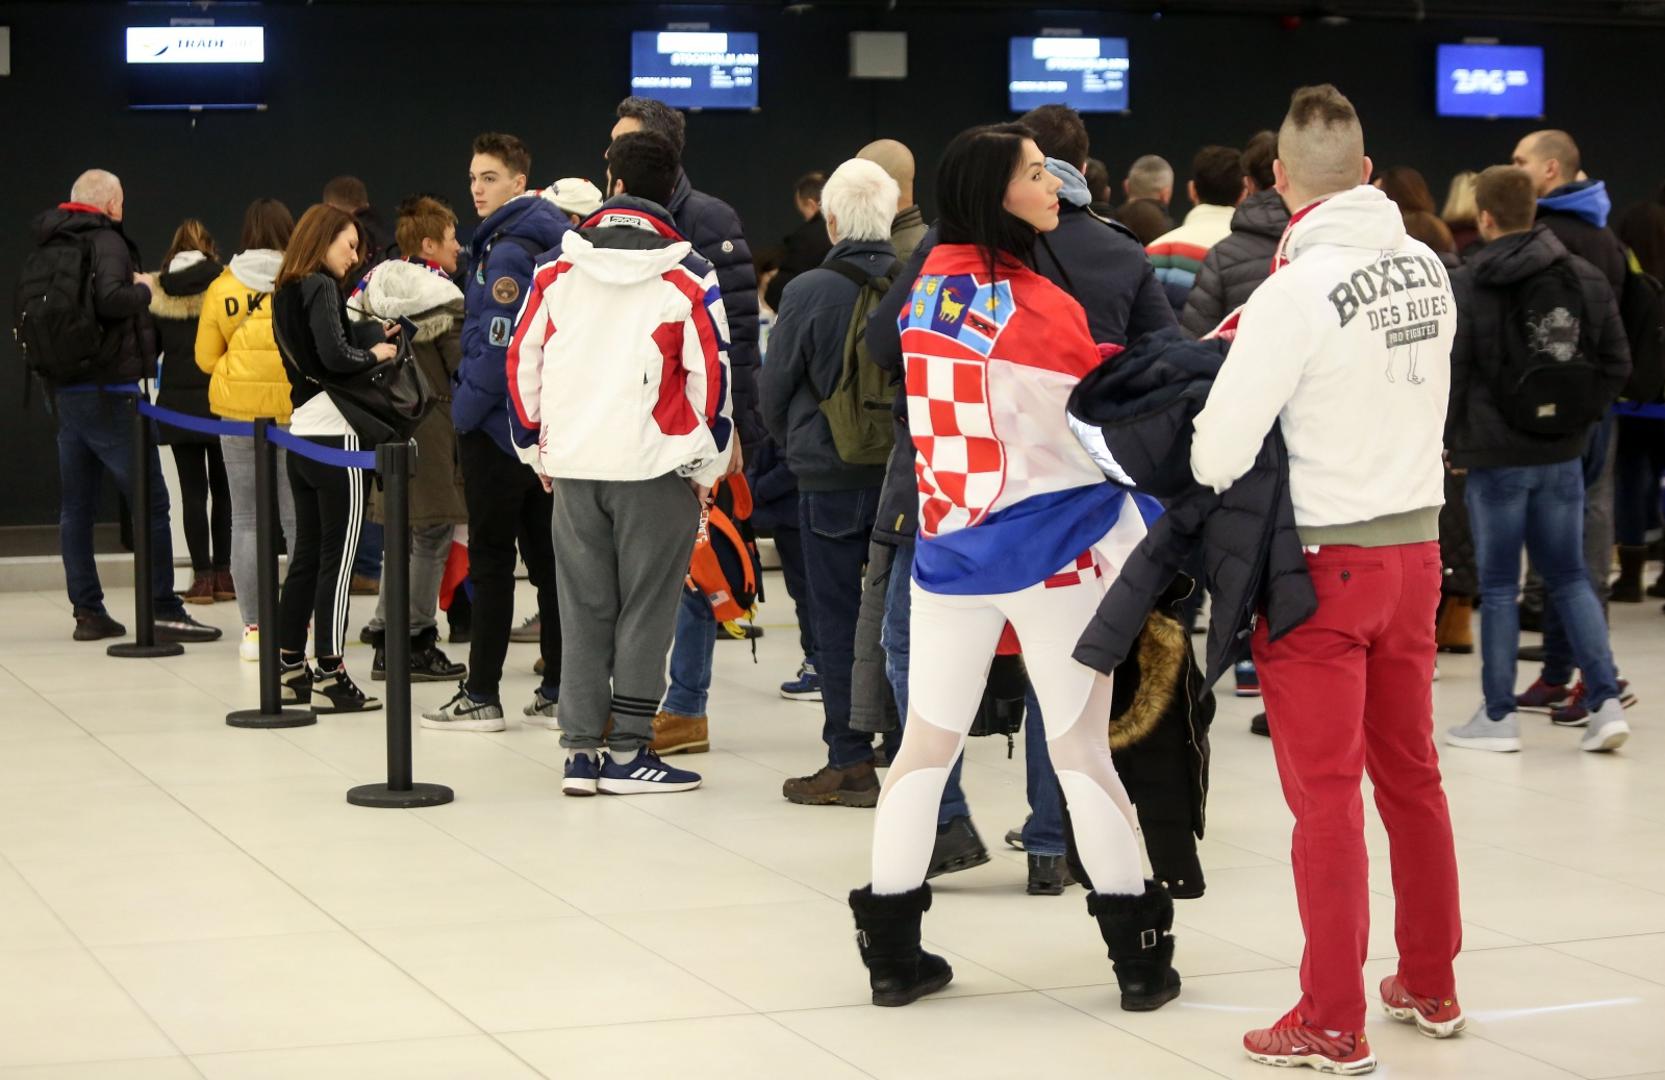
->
[1445, 165, 1632, 755]
[762, 158, 900, 807]
[18, 169, 220, 645]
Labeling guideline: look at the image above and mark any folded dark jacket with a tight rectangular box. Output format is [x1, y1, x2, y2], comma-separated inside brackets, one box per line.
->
[1067, 328, 1316, 688]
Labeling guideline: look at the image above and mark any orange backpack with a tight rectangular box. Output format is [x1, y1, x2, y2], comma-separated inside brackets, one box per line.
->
[686, 475, 764, 636]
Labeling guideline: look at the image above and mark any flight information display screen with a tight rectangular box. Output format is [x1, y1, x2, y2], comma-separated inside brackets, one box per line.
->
[1009, 37, 1130, 113]
[631, 31, 759, 110]
[1437, 44, 1544, 118]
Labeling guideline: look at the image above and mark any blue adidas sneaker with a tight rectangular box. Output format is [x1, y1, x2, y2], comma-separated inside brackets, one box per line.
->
[779, 662, 823, 702]
[599, 748, 702, 795]
[562, 752, 600, 797]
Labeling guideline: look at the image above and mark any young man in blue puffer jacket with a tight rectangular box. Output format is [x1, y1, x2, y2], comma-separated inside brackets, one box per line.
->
[423, 132, 569, 734]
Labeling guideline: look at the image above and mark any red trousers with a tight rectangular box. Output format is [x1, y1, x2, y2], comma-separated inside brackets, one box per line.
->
[1252, 541, 1462, 1031]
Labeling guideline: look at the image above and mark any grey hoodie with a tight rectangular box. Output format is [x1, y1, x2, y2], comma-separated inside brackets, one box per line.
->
[228, 248, 282, 294]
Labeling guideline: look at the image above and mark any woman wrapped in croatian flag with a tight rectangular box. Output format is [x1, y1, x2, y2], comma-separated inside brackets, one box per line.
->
[846, 123, 1180, 1016]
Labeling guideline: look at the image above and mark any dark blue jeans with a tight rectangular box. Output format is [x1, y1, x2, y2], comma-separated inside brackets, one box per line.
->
[1541, 416, 1613, 684]
[801, 488, 879, 769]
[353, 521, 384, 581]
[662, 587, 716, 717]
[54, 390, 185, 620]
[772, 524, 817, 668]
[1467, 460, 1621, 717]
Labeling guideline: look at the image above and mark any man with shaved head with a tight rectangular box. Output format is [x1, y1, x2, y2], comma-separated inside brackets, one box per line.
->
[1509, 128, 1630, 707]
[1190, 86, 1464, 1072]
[23, 169, 220, 644]
[857, 139, 924, 262]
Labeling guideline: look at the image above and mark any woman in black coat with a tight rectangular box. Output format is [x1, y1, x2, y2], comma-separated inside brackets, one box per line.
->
[271, 204, 398, 714]
[150, 220, 230, 605]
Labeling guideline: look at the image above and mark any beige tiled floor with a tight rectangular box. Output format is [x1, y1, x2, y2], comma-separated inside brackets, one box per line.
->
[0, 574, 1661, 1078]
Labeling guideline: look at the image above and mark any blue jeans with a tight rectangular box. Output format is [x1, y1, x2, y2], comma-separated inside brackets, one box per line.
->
[1541, 416, 1614, 685]
[662, 587, 716, 717]
[1467, 460, 1621, 717]
[353, 521, 384, 581]
[1020, 697, 1065, 857]
[801, 488, 879, 769]
[54, 391, 184, 620]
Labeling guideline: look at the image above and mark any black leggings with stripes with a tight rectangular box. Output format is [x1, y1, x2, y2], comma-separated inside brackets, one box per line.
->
[279, 435, 364, 662]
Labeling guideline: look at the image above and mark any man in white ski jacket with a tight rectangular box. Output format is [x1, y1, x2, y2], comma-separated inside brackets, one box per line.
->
[506, 131, 732, 797]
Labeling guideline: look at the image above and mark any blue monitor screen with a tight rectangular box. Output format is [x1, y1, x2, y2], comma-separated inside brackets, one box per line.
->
[1436, 44, 1544, 118]
[1009, 37, 1129, 114]
[631, 31, 758, 111]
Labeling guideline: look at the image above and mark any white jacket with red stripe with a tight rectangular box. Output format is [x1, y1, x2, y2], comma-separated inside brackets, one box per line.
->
[507, 198, 735, 487]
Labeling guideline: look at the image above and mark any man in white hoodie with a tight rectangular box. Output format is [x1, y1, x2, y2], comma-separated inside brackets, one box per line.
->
[1191, 85, 1464, 1074]
[507, 131, 733, 798]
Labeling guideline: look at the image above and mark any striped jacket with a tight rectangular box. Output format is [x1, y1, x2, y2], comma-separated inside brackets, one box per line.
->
[1146, 203, 1237, 312]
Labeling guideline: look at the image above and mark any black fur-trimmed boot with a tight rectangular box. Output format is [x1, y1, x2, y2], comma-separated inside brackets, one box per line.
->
[1087, 879, 1182, 1012]
[848, 884, 954, 1007]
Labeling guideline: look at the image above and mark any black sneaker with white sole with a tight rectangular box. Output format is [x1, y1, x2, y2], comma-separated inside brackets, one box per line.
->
[280, 661, 311, 707]
[309, 666, 379, 714]
[420, 683, 506, 732]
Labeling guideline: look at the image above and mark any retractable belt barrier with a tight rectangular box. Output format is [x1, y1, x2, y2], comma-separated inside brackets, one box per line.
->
[112, 389, 453, 808]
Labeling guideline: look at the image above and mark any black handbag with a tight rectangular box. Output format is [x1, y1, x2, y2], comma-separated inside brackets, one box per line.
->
[324, 316, 434, 445]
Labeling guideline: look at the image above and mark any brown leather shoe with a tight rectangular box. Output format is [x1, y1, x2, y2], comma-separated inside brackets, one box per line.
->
[183, 572, 216, 606]
[213, 569, 237, 602]
[651, 711, 709, 755]
[783, 761, 879, 807]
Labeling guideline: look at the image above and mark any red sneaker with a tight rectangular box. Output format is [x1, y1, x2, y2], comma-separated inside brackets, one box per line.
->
[1379, 975, 1466, 1038]
[1515, 678, 1570, 711]
[1550, 679, 1634, 728]
[1244, 1009, 1377, 1074]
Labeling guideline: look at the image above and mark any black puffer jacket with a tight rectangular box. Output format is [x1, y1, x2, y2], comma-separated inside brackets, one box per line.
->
[1179, 191, 1289, 338]
[149, 254, 223, 443]
[669, 171, 763, 451]
[1446, 224, 1631, 470]
[31, 206, 156, 385]
[1067, 328, 1316, 688]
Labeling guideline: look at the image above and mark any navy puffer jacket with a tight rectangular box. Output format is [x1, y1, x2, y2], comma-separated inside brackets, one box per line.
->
[669, 171, 764, 451]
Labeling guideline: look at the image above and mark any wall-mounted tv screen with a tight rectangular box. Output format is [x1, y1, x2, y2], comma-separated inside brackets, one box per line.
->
[126, 25, 265, 110]
[1436, 43, 1544, 119]
[631, 31, 758, 110]
[1009, 36, 1129, 114]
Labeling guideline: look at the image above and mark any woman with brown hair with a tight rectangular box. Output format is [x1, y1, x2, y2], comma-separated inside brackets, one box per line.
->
[150, 219, 228, 604]
[197, 197, 296, 660]
[271, 204, 398, 713]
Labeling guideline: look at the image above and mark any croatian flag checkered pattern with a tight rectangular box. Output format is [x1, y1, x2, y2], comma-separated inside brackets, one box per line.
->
[907, 354, 1006, 535]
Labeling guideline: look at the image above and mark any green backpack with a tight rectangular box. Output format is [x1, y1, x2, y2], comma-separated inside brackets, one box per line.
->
[817, 259, 899, 466]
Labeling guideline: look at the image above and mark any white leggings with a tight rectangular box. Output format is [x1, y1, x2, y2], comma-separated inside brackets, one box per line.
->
[870, 575, 1145, 897]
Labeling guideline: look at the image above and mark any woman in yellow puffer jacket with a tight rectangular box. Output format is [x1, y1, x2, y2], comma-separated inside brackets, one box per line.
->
[194, 198, 297, 659]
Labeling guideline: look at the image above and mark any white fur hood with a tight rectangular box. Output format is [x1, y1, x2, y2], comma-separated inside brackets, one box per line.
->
[347, 259, 465, 342]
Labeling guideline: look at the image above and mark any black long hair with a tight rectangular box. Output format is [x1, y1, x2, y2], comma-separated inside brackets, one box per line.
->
[936, 123, 1042, 284]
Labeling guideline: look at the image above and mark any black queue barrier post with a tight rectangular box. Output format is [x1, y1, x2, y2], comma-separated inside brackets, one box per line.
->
[227, 419, 316, 728]
[109, 395, 184, 659]
[348, 439, 453, 808]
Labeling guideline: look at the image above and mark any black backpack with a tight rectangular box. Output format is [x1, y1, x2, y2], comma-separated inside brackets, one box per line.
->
[1496, 260, 1605, 436]
[1619, 253, 1665, 403]
[12, 234, 104, 385]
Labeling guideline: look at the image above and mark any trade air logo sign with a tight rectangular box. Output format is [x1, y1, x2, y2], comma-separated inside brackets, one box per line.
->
[126, 27, 265, 65]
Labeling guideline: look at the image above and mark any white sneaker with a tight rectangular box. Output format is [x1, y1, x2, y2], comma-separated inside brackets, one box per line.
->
[420, 685, 507, 732]
[1580, 698, 1631, 753]
[240, 625, 260, 662]
[522, 688, 560, 730]
[1445, 706, 1521, 752]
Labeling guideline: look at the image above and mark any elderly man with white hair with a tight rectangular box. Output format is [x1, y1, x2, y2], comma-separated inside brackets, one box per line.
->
[761, 157, 902, 807]
[21, 169, 220, 644]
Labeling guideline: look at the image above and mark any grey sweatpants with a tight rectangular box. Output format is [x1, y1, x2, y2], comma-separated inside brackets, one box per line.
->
[550, 473, 701, 752]
[368, 523, 454, 636]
